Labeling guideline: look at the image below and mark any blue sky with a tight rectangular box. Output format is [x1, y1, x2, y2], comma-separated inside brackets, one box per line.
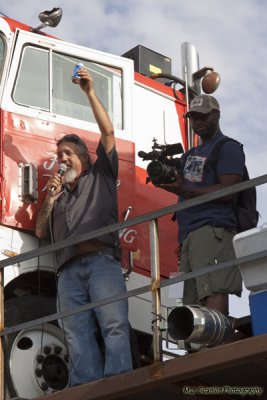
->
[2, 0, 267, 315]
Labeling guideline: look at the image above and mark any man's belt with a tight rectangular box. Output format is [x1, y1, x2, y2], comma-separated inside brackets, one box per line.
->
[67, 247, 115, 264]
[78, 247, 115, 259]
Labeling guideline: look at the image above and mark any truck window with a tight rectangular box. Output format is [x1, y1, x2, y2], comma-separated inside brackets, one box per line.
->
[13, 46, 49, 110]
[12, 46, 123, 129]
[0, 35, 6, 80]
[52, 54, 123, 129]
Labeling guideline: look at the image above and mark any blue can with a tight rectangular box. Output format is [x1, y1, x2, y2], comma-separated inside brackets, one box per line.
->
[72, 63, 84, 83]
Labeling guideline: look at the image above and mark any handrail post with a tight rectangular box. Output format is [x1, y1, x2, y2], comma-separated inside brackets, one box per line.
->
[149, 219, 162, 362]
[0, 270, 4, 400]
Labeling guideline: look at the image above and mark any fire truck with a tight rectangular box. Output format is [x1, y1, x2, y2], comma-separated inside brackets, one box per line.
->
[0, 8, 220, 399]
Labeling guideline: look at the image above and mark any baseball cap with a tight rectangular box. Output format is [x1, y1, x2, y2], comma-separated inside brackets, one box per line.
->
[185, 94, 220, 117]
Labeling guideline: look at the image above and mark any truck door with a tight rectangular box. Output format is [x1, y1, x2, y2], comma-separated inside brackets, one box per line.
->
[0, 29, 136, 255]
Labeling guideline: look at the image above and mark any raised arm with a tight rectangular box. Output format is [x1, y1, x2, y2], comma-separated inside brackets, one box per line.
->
[78, 68, 115, 154]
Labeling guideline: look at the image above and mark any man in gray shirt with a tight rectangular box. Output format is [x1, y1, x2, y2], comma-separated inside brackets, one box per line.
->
[35, 67, 132, 386]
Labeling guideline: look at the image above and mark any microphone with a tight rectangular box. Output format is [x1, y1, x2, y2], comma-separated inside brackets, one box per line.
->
[50, 163, 68, 192]
[137, 151, 149, 160]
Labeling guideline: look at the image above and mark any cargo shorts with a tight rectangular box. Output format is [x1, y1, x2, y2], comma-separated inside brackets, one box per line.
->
[179, 225, 242, 305]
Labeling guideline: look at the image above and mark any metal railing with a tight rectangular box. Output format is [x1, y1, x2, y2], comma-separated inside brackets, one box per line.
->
[1, 174, 267, 369]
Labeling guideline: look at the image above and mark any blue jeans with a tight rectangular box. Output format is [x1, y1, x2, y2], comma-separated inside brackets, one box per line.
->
[57, 253, 133, 386]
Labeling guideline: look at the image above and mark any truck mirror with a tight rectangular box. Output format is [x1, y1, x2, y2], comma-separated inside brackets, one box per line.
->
[32, 8, 63, 32]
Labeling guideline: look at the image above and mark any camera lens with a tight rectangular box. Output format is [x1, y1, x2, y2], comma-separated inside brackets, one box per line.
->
[147, 161, 164, 181]
[147, 160, 176, 184]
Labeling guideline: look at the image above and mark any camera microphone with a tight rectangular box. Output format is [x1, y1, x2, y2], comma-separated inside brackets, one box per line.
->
[50, 163, 68, 192]
[137, 151, 149, 160]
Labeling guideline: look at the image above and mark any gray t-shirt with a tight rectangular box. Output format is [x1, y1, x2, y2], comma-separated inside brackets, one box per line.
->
[52, 141, 119, 269]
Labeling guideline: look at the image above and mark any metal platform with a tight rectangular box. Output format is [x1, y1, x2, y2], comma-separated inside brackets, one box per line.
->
[34, 333, 267, 400]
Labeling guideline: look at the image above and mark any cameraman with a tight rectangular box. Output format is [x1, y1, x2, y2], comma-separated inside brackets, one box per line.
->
[156, 94, 244, 317]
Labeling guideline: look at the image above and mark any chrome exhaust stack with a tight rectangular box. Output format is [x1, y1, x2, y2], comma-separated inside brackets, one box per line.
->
[167, 305, 233, 349]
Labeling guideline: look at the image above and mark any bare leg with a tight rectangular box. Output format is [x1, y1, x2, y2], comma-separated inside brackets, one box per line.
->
[204, 293, 229, 316]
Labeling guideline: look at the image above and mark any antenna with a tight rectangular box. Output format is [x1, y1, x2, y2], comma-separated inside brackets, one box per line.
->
[32, 7, 63, 33]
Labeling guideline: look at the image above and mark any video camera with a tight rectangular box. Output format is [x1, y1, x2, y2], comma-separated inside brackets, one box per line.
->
[138, 138, 184, 184]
